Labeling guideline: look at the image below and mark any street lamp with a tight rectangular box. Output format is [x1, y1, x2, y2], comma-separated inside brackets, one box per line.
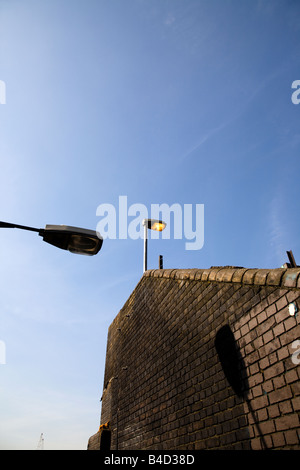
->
[142, 218, 166, 272]
[0, 221, 103, 256]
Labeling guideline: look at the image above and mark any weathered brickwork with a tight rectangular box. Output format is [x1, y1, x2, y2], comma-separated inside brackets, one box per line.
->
[87, 431, 101, 450]
[92, 267, 300, 450]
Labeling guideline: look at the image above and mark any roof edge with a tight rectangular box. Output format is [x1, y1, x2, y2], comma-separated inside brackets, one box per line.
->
[143, 267, 300, 289]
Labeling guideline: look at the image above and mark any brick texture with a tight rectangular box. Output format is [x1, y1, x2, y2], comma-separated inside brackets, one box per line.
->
[90, 267, 300, 450]
[87, 432, 100, 450]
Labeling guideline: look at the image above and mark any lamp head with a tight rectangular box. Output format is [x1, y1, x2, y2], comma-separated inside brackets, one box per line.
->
[40, 225, 103, 256]
[143, 218, 167, 231]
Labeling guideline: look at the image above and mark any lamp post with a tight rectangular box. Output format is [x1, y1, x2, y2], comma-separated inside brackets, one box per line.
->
[0, 221, 103, 256]
[142, 218, 166, 272]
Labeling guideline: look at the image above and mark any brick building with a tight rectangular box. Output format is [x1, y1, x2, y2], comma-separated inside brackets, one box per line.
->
[88, 266, 300, 450]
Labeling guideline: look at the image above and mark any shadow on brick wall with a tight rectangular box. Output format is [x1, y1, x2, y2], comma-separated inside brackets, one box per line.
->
[215, 325, 249, 399]
[215, 325, 267, 449]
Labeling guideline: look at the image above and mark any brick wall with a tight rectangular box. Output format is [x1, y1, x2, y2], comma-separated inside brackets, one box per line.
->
[87, 431, 100, 450]
[93, 267, 300, 450]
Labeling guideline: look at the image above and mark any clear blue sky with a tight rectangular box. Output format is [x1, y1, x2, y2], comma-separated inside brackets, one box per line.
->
[0, 0, 299, 449]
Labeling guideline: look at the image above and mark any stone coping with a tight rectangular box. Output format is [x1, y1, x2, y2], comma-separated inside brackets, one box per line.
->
[143, 266, 300, 289]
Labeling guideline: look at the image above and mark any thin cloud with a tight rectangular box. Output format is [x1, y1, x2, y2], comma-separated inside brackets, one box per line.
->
[179, 64, 289, 164]
[179, 121, 228, 162]
[164, 13, 175, 26]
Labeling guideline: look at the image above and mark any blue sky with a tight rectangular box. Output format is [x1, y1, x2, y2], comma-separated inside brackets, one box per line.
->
[0, 0, 299, 449]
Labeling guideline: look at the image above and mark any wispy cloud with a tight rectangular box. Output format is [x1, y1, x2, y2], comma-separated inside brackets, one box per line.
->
[179, 64, 289, 164]
[179, 121, 228, 162]
[164, 13, 175, 26]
